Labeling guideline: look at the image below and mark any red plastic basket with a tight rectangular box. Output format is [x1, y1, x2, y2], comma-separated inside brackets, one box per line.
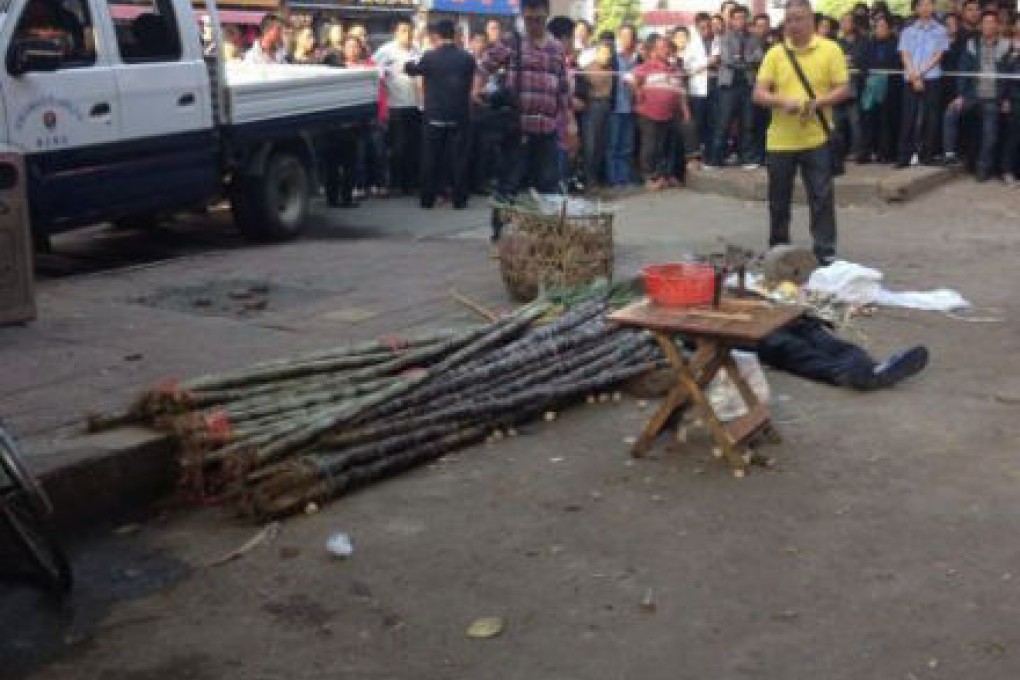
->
[642, 263, 716, 307]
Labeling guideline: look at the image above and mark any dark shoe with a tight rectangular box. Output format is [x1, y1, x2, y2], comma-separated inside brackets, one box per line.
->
[420, 199, 435, 209]
[942, 155, 962, 167]
[893, 161, 909, 169]
[453, 200, 468, 210]
[855, 346, 929, 390]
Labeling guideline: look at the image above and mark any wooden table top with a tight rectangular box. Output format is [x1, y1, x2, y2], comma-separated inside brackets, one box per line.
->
[608, 297, 805, 344]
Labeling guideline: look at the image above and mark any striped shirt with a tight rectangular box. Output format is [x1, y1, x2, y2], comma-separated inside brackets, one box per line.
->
[480, 35, 568, 135]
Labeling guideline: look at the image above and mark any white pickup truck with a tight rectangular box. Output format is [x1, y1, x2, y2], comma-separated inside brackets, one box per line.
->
[0, 0, 378, 247]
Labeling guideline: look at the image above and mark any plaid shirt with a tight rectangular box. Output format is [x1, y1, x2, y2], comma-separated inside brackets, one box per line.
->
[480, 36, 568, 135]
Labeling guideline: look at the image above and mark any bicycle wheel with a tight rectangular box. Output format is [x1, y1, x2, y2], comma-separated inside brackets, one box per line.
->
[0, 426, 72, 598]
[0, 496, 72, 597]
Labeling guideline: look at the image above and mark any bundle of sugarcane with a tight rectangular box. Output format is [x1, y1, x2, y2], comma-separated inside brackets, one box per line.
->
[240, 322, 661, 518]
[90, 293, 666, 518]
[89, 304, 549, 495]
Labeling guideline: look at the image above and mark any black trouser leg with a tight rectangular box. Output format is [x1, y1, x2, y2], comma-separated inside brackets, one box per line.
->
[800, 145, 837, 263]
[711, 86, 739, 166]
[449, 124, 471, 206]
[638, 116, 669, 180]
[389, 108, 421, 194]
[736, 84, 758, 164]
[919, 79, 942, 163]
[338, 130, 357, 204]
[897, 87, 920, 164]
[419, 123, 444, 207]
[583, 99, 611, 186]
[767, 150, 797, 247]
[757, 319, 875, 387]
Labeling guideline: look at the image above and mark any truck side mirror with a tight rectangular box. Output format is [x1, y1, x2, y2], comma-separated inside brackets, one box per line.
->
[7, 39, 64, 76]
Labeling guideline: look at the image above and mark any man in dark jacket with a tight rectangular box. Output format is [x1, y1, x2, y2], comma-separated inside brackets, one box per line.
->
[405, 20, 476, 209]
[942, 10, 1011, 180]
[707, 4, 764, 169]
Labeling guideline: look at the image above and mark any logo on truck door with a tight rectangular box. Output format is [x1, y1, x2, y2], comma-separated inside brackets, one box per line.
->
[14, 95, 84, 150]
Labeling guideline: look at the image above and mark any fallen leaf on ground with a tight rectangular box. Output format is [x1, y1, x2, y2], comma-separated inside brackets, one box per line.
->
[466, 617, 504, 639]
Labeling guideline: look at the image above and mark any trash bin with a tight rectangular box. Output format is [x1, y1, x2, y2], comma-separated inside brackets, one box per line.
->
[0, 154, 35, 325]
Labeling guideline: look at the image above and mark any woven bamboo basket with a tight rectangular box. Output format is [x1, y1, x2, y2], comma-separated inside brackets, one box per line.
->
[496, 202, 614, 302]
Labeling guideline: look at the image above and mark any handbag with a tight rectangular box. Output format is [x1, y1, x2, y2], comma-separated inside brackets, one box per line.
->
[783, 45, 845, 177]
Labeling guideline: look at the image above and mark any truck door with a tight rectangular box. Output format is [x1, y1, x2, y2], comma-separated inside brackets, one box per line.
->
[102, 0, 217, 213]
[2, 0, 122, 230]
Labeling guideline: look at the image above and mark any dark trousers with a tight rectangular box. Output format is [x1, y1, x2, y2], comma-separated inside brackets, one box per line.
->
[469, 108, 502, 193]
[897, 78, 942, 164]
[583, 98, 612, 186]
[689, 95, 709, 158]
[757, 317, 875, 387]
[492, 131, 561, 240]
[671, 116, 696, 183]
[943, 98, 1001, 177]
[355, 121, 388, 191]
[861, 84, 900, 162]
[637, 116, 672, 180]
[388, 107, 422, 193]
[322, 128, 359, 206]
[420, 121, 470, 207]
[1005, 103, 1020, 176]
[836, 100, 864, 159]
[607, 112, 637, 186]
[711, 82, 758, 166]
[767, 144, 837, 264]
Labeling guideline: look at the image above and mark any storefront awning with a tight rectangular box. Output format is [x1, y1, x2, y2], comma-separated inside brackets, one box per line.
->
[425, 0, 518, 15]
[287, 0, 419, 11]
[109, 3, 267, 24]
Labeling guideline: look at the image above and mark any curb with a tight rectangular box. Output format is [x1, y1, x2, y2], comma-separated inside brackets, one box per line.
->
[687, 166, 956, 205]
[30, 427, 177, 533]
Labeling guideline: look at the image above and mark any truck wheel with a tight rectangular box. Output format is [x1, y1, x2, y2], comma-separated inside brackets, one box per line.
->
[232, 151, 310, 242]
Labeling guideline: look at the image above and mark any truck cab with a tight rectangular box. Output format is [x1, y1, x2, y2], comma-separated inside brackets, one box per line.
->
[2, 0, 219, 236]
[0, 0, 378, 245]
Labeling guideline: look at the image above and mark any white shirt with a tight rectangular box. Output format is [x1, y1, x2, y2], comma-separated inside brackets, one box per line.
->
[683, 33, 715, 97]
[577, 46, 597, 68]
[244, 41, 287, 65]
[372, 41, 422, 109]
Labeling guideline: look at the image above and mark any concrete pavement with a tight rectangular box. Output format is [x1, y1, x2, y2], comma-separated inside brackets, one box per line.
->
[3, 173, 1020, 678]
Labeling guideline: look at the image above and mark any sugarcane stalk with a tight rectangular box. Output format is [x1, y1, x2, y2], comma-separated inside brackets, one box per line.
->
[180, 327, 482, 392]
[247, 357, 663, 520]
[317, 329, 646, 451]
[362, 315, 609, 424]
[246, 424, 491, 519]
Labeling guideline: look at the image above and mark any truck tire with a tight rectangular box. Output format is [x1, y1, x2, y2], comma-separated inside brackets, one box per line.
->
[231, 151, 310, 242]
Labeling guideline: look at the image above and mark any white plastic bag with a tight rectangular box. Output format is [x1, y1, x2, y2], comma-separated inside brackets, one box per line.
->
[707, 351, 771, 422]
[804, 260, 883, 305]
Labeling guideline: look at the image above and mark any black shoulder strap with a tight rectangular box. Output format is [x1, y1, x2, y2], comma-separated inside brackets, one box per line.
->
[515, 30, 523, 92]
[783, 44, 833, 135]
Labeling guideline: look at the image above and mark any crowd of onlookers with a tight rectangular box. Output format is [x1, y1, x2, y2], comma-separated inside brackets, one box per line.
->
[209, 0, 1020, 209]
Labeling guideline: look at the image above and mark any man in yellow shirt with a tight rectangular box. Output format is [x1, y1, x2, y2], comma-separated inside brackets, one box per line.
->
[753, 0, 849, 265]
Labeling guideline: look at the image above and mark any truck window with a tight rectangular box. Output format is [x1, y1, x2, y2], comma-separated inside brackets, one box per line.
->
[11, 0, 97, 68]
[107, 0, 182, 63]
